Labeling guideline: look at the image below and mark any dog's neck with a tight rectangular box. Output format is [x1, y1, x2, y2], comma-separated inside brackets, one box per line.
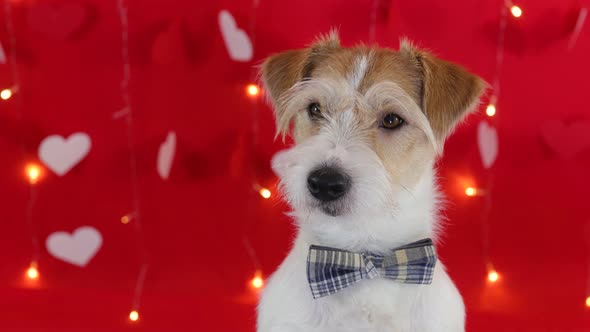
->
[294, 168, 440, 255]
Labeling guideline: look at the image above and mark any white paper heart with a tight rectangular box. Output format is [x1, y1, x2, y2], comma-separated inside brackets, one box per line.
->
[218, 10, 253, 62]
[477, 121, 499, 169]
[46, 226, 102, 267]
[157, 131, 176, 179]
[0, 41, 6, 64]
[39, 133, 91, 176]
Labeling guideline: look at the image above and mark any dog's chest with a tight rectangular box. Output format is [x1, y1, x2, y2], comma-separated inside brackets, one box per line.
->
[323, 279, 413, 331]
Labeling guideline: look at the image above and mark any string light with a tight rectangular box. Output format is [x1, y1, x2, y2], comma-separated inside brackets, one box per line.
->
[510, 5, 522, 18]
[486, 104, 496, 117]
[121, 215, 131, 224]
[477, 0, 509, 296]
[6, 0, 43, 291]
[465, 187, 477, 197]
[246, 84, 260, 97]
[251, 271, 264, 289]
[243, 0, 265, 297]
[259, 188, 271, 199]
[25, 163, 42, 184]
[26, 262, 39, 280]
[117, 0, 149, 318]
[487, 270, 500, 283]
[585, 296, 590, 308]
[129, 310, 139, 322]
[1, 88, 13, 100]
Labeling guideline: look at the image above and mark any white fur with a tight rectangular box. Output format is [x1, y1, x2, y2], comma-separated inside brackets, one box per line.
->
[349, 55, 369, 90]
[259, 62, 465, 332]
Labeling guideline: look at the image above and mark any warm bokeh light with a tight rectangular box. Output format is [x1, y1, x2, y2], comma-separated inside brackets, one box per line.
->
[488, 270, 500, 283]
[465, 187, 477, 197]
[0, 88, 13, 100]
[121, 215, 130, 224]
[252, 276, 264, 288]
[26, 264, 39, 280]
[586, 296, 590, 308]
[510, 5, 522, 18]
[259, 188, 271, 199]
[486, 104, 496, 117]
[246, 84, 260, 96]
[25, 163, 42, 184]
[129, 310, 139, 322]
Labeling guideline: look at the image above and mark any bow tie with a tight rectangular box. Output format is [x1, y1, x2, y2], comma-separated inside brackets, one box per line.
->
[306, 238, 437, 299]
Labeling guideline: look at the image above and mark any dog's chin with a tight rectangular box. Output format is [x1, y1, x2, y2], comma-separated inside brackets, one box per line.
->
[320, 204, 341, 217]
[313, 198, 350, 217]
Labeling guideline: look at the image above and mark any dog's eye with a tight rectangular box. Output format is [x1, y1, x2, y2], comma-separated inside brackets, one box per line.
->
[381, 113, 404, 130]
[307, 102, 323, 120]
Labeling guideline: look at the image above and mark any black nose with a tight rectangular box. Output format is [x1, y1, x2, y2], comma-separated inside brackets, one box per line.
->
[307, 167, 351, 202]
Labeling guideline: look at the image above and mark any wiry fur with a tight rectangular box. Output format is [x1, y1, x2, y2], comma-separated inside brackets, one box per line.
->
[258, 32, 484, 332]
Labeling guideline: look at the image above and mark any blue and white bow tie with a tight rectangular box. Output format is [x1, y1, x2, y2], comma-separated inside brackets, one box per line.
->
[306, 238, 437, 299]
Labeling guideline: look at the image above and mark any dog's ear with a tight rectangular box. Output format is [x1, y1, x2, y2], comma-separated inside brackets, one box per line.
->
[261, 31, 340, 137]
[260, 49, 309, 106]
[400, 39, 487, 143]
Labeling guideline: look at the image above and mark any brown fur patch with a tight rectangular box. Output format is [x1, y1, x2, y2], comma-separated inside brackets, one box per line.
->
[399, 40, 487, 141]
[261, 31, 342, 104]
[358, 48, 422, 102]
[261, 49, 309, 106]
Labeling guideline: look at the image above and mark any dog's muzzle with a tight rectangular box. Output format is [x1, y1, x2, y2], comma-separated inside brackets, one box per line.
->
[307, 166, 351, 202]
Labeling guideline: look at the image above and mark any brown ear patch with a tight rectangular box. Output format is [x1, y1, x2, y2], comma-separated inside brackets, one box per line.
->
[260, 49, 309, 106]
[400, 40, 487, 142]
[260, 31, 341, 138]
[261, 31, 341, 105]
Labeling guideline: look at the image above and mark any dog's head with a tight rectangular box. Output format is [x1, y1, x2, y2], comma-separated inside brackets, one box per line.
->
[261, 32, 485, 250]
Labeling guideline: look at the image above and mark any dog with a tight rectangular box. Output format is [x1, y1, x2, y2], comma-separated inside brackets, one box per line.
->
[257, 31, 485, 332]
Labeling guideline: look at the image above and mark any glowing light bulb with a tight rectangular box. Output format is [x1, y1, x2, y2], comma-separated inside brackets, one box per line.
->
[247, 84, 260, 97]
[25, 164, 42, 184]
[1, 88, 13, 100]
[465, 187, 477, 197]
[26, 264, 39, 280]
[259, 188, 271, 199]
[252, 275, 264, 289]
[487, 270, 499, 283]
[129, 310, 139, 322]
[510, 5, 522, 18]
[121, 215, 130, 224]
[486, 104, 496, 117]
[585, 296, 590, 308]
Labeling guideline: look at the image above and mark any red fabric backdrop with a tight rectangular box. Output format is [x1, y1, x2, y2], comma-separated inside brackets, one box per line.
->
[1, 0, 590, 331]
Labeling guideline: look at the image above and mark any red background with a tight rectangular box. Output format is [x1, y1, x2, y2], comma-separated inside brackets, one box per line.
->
[1, 0, 590, 331]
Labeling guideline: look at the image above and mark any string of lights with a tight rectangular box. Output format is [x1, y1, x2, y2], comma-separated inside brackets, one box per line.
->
[3, 0, 43, 284]
[243, 0, 268, 292]
[476, 1, 513, 286]
[116, 0, 149, 322]
[477, 1, 525, 285]
[485, 1, 509, 284]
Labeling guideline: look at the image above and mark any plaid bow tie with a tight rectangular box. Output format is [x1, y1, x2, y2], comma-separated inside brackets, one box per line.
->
[306, 238, 437, 299]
